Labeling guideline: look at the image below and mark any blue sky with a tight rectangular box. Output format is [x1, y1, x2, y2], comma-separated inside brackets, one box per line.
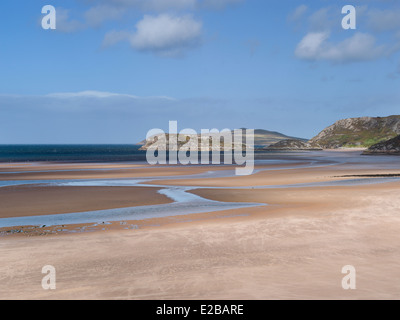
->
[1, 0, 400, 143]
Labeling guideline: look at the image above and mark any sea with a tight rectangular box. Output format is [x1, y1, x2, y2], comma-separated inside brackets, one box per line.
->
[0, 144, 289, 163]
[0, 145, 147, 162]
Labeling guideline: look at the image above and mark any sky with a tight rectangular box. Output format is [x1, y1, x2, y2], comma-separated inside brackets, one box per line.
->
[1, 0, 400, 143]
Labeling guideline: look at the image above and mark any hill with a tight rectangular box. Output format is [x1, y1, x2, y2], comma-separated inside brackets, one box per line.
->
[309, 116, 400, 149]
[251, 129, 307, 146]
[137, 129, 307, 148]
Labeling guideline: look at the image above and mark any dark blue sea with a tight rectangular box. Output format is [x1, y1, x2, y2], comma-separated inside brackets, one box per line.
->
[0, 145, 293, 163]
[0, 145, 146, 162]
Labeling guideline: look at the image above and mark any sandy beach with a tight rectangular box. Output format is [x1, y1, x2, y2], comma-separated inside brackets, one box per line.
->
[5, 0, 400, 302]
[1, 151, 400, 299]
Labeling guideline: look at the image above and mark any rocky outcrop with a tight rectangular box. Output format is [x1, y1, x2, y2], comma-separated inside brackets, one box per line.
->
[264, 139, 322, 151]
[363, 135, 400, 155]
[139, 133, 248, 151]
[309, 115, 400, 149]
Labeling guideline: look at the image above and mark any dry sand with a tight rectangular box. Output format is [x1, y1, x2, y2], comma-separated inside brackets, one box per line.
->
[0, 159, 400, 299]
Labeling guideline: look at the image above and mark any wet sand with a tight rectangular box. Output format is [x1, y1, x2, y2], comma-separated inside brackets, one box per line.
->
[0, 185, 172, 218]
[0, 163, 233, 181]
[1, 152, 400, 299]
[146, 166, 400, 187]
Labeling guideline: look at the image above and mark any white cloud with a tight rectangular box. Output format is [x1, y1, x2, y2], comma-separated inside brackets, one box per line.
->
[366, 8, 400, 32]
[295, 32, 328, 60]
[287, 5, 337, 32]
[288, 4, 308, 22]
[131, 14, 201, 53]
[308, 7, 334, 31]
[46, 91, 176, 100]
[84, 5, 126, 27]
[295, 32, 386, 63]
[56, 8, 84, 33]
[105, 14, 202, 57]
[47, 91, 139, 99]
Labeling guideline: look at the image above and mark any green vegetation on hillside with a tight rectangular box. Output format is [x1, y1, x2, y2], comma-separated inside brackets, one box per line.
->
[310, 116, 400, 148]
[319, 133, 397, 148]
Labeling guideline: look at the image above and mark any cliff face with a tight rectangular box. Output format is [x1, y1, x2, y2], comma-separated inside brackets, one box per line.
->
[309, 116, 400, 149]
[363, 135, 400, 155]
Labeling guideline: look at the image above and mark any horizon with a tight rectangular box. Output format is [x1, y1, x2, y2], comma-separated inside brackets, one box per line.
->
[1, 1, 400, 144]
[1, 113, 399, 145]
